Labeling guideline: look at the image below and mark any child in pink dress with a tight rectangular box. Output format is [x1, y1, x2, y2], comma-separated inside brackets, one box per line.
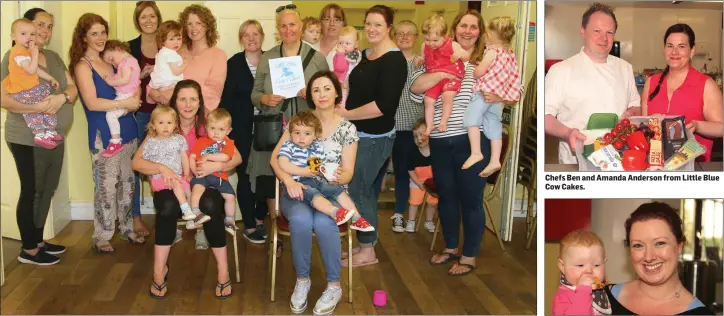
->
[462, 16, 522, 177]
[552, 230, 611, 315]
[332, 26, 362, 108]
[100, 40, 141, 157]
[419, 15, 469, 136]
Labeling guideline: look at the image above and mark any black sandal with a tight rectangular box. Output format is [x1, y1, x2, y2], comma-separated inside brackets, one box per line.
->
[429, 251, 460, 265]
[149, 265, 169, 299]
[448, 263, 477, 276]
[216, 280, 232, 299]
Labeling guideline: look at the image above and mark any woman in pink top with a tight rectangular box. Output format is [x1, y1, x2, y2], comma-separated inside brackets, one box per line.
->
[148, 5, 227, 111]
[642, 24, 722, 162]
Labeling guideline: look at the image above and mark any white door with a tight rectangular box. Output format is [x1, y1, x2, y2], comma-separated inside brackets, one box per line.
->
[205, 1, 290, 59]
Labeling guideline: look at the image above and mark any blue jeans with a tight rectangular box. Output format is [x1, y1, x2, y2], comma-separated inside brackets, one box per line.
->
[429, 133, 489, 257]
[280, 191, 341, 282]
[348, 134, 395, 246]
[132, 111, 151, 217]
[464, 93, 503, 140]
[392, 131, 415, 215]
[295, 177, 345, 205]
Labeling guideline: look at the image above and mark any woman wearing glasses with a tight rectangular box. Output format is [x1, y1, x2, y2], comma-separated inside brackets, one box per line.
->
[318, 3, 347, 69]
[247, 5, 328, 250]
[389, 20, 425, 232]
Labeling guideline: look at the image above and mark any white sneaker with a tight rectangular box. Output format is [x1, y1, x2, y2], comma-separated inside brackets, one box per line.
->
[313, 286, 342, 315]
[290, 278, 311, 314]
[424, 221, 436, 233]
[195, 230, 209, 250]
[391, 214, 404, 233]
[405, 220, 416, 233]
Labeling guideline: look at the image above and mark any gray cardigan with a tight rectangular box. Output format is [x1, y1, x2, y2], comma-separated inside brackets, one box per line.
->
[246, 41, 328, 192]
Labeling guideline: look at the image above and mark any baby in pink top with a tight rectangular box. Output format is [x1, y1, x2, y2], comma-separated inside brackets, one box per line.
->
[101, 40, 141, 158]
[553, 230, 611, 315]
[419, 15, 469, 136]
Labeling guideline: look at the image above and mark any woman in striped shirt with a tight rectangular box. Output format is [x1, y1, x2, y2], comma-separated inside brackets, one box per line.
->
[409, 10, 508, 276]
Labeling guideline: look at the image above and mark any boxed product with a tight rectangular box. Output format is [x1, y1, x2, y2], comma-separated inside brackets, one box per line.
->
[574, 116, 703, 171]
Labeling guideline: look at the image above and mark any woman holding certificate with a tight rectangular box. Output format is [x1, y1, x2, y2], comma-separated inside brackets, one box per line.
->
[248, 5, 328, 228]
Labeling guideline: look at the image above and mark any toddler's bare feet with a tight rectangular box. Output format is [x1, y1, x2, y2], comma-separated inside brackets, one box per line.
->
[479, 161, 501, 177]
[462, 154, 484, 169]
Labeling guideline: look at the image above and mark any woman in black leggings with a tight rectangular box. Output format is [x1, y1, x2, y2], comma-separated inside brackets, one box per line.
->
[1, 8, 78, 265]
[133, 80, 242, 298]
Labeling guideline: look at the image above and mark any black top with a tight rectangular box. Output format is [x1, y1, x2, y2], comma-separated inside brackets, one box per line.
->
[346, 49, 407, 135]
[220, 51, 258, 160]
[605, 284, 714, 315]
[407, 148, 431, 171]
[128, 35, 143, 62]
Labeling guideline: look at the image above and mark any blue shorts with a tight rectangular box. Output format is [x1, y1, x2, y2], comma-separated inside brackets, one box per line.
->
[463, 92, 503, 140]
[190, 175, 235, 195]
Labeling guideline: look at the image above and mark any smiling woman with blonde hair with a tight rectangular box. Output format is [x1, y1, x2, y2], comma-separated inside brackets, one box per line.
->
[219, 19, 269, 243]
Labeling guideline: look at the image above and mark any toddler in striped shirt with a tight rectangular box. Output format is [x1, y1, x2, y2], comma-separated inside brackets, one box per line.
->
[277, 111, 373, 232]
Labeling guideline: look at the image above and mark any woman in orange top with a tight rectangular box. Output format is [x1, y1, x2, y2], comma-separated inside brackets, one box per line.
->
[147, 4, 227, 112]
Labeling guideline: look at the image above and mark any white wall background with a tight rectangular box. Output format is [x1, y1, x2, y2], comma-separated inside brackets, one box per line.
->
[545, 2, 723, 73]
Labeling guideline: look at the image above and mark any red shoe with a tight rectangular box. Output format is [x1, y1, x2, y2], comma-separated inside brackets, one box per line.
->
[34, 135, 57, 149]
[102, 142, 124, 158]
[334, 208, 355, 226]
[46, 131, 64, 141]
[350, 217, 375, 232]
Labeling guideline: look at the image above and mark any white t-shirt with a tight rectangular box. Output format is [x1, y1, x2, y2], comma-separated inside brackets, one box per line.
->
[545, 47, 640, 164]
[150, 47, 184, 89]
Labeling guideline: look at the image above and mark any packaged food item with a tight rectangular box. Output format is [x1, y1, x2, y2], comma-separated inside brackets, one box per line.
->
[661, 116, 687, 160]
[587, 145, 624, 171]
[648, 118, 664, 169]
[663, 139, 706, 170]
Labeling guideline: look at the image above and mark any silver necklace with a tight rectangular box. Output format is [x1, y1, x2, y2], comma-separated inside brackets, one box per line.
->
[638, 281, 681, 301]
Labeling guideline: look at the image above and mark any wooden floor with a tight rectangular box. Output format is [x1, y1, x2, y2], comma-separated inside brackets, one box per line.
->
[1, 209, 536, 315]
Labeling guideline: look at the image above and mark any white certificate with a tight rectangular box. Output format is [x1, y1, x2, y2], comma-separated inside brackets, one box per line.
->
[269, 56, 305, 99]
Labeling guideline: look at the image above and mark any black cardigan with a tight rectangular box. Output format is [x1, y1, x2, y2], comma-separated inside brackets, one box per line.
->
[128, 35, 143, 63]
[220, 51, 259, 161]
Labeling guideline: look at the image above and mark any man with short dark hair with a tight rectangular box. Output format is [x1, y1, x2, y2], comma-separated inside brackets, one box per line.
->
[545, 2, 641, 164]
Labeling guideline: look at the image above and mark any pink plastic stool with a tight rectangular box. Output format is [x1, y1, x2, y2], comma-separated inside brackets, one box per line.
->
[373, 290, 387, 307]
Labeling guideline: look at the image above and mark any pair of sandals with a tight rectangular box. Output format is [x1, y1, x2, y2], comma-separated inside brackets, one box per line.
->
[429, 251, 477, 276]
[149, 265, 232, 299]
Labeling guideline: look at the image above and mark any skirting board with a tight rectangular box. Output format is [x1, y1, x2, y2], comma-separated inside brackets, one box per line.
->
[70, 197, 537, 220]
[70, 196, 156, 220]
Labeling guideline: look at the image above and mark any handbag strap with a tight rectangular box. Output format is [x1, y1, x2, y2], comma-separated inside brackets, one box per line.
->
[279, 45, 316, 113]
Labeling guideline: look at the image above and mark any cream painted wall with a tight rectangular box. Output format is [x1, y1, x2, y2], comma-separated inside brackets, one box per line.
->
[545, 2, 723, 73]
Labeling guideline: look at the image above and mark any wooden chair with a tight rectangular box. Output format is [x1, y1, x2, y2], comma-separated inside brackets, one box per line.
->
[268, 180, 353, 303]
[429, 123, 512, 252]
[176, 217, 241, 283]
[517, 108, 537, 250]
